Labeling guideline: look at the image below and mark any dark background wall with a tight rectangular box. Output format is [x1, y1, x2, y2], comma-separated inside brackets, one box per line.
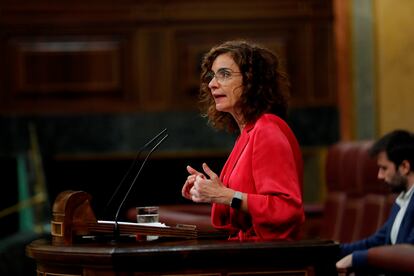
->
[0, 0, 337, 240]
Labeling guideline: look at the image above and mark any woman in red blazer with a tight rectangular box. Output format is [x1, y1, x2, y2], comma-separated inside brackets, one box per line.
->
[181, 40, 304, 241]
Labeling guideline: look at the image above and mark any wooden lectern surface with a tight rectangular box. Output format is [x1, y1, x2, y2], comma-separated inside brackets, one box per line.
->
[27, 238, 339, 276]
[29, 190, 338, 275]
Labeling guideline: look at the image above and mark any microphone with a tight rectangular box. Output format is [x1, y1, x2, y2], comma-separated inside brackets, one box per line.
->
[113, 131, 169, 239]
[103, 128, 167, 218]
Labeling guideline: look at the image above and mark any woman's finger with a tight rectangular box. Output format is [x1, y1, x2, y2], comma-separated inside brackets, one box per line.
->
[202, 163, 218, 180]
[181, 181, 193, 199]
[187, 165, 202, 175]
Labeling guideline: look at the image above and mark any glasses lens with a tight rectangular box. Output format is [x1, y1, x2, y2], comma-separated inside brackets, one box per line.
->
[204, 72, 214, 82]
[204, 69, 238, 83]
[216, 69, 232, 82]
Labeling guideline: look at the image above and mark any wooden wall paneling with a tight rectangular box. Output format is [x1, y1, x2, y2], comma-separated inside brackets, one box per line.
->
[0, 32, 8, 105]
[172, 23, 300, 110]
[311, 23, 336, 105]
[333, 0, 353, 140]
[1, 29, 140, 113]
[9, 38, 122, 96]
[287, 22, 311, 107]
[160, 0, 332, 21]
[136, 29, 173, 111]
[0, 0, 335, 114]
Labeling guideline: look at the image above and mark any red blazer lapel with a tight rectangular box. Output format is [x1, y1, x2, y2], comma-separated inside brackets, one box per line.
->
[221, 124, 254, 185]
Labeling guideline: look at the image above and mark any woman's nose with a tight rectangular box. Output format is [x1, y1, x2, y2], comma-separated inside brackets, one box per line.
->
[208, 77, 219, 89]
[377, 170, 384, 180]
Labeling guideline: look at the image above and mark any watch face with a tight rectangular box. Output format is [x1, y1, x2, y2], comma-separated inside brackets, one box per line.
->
[231, 192, 242, 209]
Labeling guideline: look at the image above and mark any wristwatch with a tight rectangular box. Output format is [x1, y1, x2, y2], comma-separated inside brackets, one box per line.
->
[230, 191, 243, 209]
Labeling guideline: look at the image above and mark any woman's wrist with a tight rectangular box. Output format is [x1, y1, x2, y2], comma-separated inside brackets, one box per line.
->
[213, 187, 235, 205]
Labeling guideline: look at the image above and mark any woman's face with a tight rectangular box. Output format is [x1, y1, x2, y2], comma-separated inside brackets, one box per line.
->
[208, 53, 243, 116]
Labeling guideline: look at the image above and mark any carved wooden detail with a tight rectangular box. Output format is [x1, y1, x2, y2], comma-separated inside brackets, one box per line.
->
[8, 38, 123, 96]
[0, 0, 335, 113]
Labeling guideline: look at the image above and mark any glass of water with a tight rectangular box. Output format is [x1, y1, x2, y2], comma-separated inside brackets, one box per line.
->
[136, 206, 159, 223]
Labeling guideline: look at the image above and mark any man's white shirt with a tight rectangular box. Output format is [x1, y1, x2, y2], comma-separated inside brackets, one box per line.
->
[390, 184, 414, 244]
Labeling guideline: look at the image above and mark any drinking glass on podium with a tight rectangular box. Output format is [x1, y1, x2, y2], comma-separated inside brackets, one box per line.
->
[136, 206, 161, 241]
[136, 206, 159, 223]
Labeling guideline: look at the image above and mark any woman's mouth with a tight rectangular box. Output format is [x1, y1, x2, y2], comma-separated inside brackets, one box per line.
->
[213, 94, 226, 99]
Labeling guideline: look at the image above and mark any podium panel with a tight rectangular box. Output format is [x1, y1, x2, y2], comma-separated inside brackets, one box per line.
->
[27, 238, 338, 276]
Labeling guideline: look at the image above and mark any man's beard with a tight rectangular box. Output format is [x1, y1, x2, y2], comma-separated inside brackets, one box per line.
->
[386, 172, 408, 194]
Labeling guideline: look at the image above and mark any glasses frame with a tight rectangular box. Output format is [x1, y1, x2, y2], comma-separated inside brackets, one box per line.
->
[204, 68, 242, 83]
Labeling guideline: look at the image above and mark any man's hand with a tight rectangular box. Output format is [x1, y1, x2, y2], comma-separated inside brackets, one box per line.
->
[336, 254, 353, 269]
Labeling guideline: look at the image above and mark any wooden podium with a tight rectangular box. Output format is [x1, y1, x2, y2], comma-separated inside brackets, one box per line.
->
[26, 191, 339, 275]
[27, 238, 339, 276]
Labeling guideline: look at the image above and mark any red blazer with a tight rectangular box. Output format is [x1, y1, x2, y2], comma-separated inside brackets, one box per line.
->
[211, 114, 304, 240]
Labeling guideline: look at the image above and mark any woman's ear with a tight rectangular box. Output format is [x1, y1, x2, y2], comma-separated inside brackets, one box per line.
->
[398, 160, 411, 175]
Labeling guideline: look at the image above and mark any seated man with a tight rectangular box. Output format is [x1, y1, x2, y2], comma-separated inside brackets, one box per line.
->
[336, 130, 414, 270]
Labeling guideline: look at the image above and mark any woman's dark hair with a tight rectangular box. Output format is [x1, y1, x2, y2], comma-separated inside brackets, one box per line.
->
[369, 129, 414, 170]
[199, 40, 290, 132]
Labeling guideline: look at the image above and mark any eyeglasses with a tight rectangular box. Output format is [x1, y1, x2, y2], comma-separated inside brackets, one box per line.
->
[204, 68, 242, 83]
